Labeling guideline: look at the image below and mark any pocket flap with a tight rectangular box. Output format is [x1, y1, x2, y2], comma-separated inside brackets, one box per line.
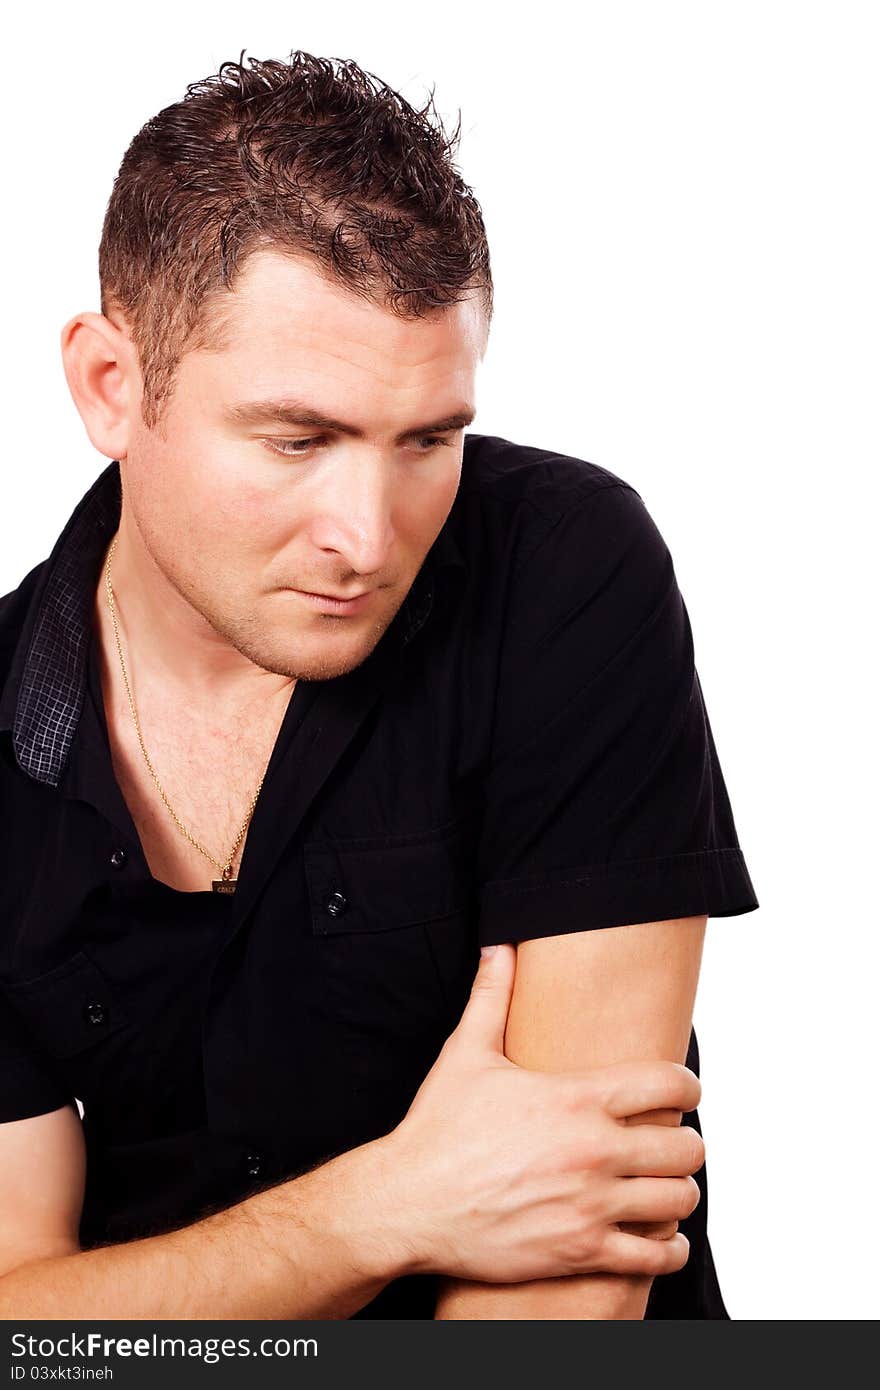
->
[1, 950, 132, 1058]
[305, 827, 469, 936]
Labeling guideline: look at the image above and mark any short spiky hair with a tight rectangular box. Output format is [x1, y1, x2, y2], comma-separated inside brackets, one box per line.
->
[98, 49, 493, 430]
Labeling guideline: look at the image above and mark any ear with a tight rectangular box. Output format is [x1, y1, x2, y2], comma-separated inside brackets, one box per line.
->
[60, 310, 140, 462]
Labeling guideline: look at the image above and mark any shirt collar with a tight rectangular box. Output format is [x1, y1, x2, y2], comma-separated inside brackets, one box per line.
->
[0, 456, 468, 787]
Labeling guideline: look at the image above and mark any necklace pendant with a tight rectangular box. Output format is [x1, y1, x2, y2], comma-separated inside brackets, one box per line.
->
[212, 877, 237, 895]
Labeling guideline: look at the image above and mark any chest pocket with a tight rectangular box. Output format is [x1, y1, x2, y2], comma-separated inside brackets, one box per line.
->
[304, 821, 478, 1090]
[1, 950, 134, 1109]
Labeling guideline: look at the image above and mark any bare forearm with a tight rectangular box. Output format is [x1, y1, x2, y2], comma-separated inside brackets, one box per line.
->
[435, 1272, 652, 1320]
[433, 916, 706, 1321]
[0, 1137, 411, 1320]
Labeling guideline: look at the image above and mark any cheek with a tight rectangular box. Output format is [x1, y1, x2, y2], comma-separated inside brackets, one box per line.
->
[405, 458, 462, 542]
[211, 476, 286, 551]
[215, 478, 263, 521]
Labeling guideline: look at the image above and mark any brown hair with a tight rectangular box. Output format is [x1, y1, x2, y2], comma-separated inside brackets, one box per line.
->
[98, 49, 493, 431]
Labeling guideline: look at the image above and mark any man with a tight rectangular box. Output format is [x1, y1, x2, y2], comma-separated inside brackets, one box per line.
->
[0, 50, 758, 1319]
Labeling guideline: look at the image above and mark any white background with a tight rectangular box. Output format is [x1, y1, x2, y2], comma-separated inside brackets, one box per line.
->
[3, 1, 877, 1320]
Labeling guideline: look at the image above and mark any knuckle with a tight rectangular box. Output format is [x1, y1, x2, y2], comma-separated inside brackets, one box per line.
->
[469, 977, 496, 1000]
[658, 1062, 684, 1107]
[685, 1126, 706, 1172]
[651, 1233, 688, 1275]
[677, 1177, 701, 1217]
[563, 1076, 587, 1117]
[668, 1234, 691, 1272]
[678, 1069, 701, 1109]
[582, 1117, 614, 1172]
[644, 1237, 673, 1276]
[584, 1070, 609, 1114]
[684, 1069, 702, 1110]
[568, 1221, 604, 1274]
[575, 1183, 606, 1228]
[664, 1063, 699, 1111]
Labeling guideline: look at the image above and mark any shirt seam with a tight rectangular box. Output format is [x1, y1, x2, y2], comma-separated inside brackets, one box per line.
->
[481, 847, 749, 896]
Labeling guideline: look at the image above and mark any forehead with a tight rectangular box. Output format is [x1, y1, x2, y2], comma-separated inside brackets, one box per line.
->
[198, 248, 486, 370]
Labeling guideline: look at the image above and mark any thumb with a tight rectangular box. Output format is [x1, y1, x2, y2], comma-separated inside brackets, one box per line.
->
[452, 942, 517, 1056]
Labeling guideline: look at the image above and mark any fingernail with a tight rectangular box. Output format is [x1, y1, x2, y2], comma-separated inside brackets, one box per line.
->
[480, 944, 498, 957]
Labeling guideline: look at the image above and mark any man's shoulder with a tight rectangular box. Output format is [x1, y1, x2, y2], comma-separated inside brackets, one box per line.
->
[458, 431, 653, 572]
[462, 431, 639, 512]
[0, 559, 50, 643]
[0, 559, 50, 705]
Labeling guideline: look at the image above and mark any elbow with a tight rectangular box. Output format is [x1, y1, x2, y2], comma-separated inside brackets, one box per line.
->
[0, 1246, 82, 1318]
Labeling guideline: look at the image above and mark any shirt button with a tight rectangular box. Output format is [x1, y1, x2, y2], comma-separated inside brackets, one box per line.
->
[83, 1001, 108, 1027]
[326, 891, 348, 917]
[245, 1151, 263, 1178]
[110, 848, 127, 869]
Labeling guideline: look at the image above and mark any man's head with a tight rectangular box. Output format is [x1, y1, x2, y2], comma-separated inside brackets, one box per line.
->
[61, 51, 491, 685]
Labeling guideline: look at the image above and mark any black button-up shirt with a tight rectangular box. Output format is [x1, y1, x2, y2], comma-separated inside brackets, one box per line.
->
[0, 433, 759, 1318]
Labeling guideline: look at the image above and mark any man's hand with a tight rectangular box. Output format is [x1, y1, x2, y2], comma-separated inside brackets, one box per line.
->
[373, 943, 704, 1284]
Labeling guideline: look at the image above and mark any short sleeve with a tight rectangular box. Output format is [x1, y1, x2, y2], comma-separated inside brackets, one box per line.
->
[0, 986, 75, 1123]
[475, 482, 759, 947]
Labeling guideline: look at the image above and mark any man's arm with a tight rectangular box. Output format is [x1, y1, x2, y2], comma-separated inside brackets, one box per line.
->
[0, 1106, 409, 1320]
[433, 914, 707, 1320]
[0, 952, 703, 1320]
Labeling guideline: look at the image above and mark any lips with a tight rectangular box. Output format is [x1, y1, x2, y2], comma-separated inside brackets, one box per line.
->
[303, 589, 370, 600]
[288, 587, 374, 614]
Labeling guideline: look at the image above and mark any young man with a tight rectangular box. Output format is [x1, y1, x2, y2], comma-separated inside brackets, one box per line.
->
[0, 50, 757, 1320]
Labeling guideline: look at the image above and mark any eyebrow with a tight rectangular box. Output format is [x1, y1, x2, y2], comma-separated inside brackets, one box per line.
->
[222, 398, 476, 443]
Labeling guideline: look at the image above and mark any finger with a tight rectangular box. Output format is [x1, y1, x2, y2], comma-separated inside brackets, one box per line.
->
[618, 1218, 680, 1241]
[450, 943, 518, 1054]
[600, 1230, 691, 1278]
[595, 1060, 702, 1119]
[613, 1176, 701, 1224]
[615, 1123, 705, 1177]
[623, 1107, 682, 1127]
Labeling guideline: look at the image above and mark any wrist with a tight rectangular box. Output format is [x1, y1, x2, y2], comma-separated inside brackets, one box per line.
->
[290, 1135, 423, 1287]
[347, 1132, 428, 1280]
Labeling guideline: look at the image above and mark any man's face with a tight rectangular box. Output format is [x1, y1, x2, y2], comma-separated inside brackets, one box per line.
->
[118, 248, 485, 682]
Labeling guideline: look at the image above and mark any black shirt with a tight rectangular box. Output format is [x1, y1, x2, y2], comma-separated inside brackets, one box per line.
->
[0, 433, 759, 1319]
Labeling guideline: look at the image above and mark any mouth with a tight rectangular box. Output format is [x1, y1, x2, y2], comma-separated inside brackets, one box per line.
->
[284, 588, 374, 615]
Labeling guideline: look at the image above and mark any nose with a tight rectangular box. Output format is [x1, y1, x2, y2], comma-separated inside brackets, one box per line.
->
[311, 455, 396, 576]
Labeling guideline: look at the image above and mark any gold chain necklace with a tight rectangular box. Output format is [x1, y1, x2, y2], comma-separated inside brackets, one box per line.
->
[104, 534, 267, 895]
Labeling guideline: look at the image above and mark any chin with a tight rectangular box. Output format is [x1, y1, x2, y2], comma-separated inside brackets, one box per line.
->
[260, 621, 391, 683]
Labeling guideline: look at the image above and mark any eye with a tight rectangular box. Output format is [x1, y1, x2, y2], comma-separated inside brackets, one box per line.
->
[261, 434, 455, 459]
[410, 435, 454, 453]
[263, 437, 324, 458]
